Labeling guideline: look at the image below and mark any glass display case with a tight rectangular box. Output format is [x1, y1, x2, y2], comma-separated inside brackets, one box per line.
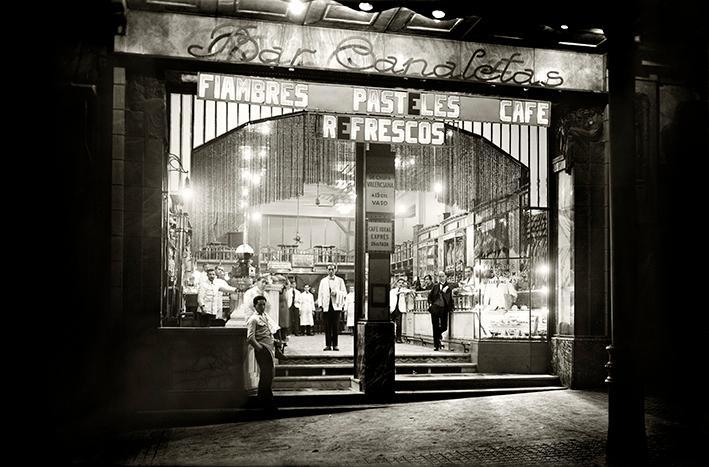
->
[470, 208, 549, 340]
[443, 235, 465, 283]
[471, 257, 548, 339]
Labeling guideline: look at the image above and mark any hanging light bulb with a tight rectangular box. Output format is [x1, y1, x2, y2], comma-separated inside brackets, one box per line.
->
[536, 264, 550, 275]
[294, 194, 302, 244]
[181, 177, 193, 201]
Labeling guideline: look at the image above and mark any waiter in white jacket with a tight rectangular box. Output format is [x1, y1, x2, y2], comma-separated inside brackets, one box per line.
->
[389, 277, 415, 343]
[317, 263, 347, 351]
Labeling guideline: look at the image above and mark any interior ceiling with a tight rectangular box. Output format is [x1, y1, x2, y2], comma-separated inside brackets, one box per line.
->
[127, 0, 609, 52]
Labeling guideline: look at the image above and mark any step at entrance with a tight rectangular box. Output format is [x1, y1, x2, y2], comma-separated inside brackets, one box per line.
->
[396, 362, 478, 374]
[272, 389, 367, 407]
[276, 362, 478, 376]
[394, 386, 567, 403]
[267, 375, 564, 407]
[273, 375, 357, 390]
[274, 338, 564, 404]
[395, 373, 561, 391]
[279, 352, 472, 366]
[277, 351, 474, 377]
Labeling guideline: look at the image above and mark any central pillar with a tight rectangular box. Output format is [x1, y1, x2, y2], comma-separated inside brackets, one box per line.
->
[355, 143, 395, 402]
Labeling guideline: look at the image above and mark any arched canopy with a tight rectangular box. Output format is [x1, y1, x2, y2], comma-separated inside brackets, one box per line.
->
[190, 111, 528, 249]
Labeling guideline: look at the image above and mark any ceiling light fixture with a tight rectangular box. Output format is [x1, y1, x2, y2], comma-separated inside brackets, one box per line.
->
[358, 2, 373, 11]
[288, 0, 306, 15]
[432, 10, 445, 19]
[558, 41, 598, 48]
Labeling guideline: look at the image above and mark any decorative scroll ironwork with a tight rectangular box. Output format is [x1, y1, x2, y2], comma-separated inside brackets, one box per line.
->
[555, 107, 604, 173]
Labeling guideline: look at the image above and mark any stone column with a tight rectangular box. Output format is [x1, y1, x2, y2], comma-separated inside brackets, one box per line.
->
[355, 143, 395, 402]
[550, 106, 610, 389]
[115, 69, 166, 409]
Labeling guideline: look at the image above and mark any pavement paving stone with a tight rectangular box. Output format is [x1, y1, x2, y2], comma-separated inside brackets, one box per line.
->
[67, 390, 705, 466]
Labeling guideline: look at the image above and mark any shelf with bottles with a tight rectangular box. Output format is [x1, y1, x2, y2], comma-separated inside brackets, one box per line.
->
[415, 239, 438, 276]
[391, 241, 414, 264]
[391, 259, 413, 278]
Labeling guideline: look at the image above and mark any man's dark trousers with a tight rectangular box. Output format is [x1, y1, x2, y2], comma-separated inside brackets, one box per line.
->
[324, 303, 340, 348]
[430, 305, 448, 349]
[392, 308, 403, 341]
[254, 347, 274, 406]
[290, 305, 300, 335]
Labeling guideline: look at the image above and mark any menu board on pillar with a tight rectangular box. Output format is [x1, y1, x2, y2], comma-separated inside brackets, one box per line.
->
[364, 144, 396, 321]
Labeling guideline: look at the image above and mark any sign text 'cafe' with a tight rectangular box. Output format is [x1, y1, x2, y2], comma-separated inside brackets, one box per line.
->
[197, 73, 550, 145]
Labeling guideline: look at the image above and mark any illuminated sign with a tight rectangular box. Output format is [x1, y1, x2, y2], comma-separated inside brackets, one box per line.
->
[499, 100, 550, 126]
[321, 115, 446, 146]
[118, 11, 605, 92]
[198, 75, 308, 108]
[198, 72, 551, 127]
[352, 89, 460, 118]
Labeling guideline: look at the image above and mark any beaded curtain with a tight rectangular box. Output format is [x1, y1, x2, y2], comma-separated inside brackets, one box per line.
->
[392, 129, 527, 212]
[191, 113, 528, 250]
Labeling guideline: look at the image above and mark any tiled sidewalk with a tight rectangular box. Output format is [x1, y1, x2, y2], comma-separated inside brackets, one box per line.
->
[63, 390, 705, 466]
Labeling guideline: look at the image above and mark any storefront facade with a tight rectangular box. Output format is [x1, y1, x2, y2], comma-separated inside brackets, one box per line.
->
[110, 2, 611, 408]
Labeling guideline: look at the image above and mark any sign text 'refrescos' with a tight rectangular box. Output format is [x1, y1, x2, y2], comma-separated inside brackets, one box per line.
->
[116, 11, 605, 93]
[322, 115, 446, 146]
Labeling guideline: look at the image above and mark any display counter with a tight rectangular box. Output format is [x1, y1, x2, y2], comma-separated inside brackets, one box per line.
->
[404, 291, 549, 372]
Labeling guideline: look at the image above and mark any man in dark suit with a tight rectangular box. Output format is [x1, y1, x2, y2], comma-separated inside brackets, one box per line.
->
[427, 271, 454, 350]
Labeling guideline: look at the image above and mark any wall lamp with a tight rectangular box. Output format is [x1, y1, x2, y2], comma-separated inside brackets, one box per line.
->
[167, 153, 188, 174]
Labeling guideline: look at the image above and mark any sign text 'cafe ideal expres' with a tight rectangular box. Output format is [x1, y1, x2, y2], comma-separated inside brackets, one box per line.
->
[197, 73, 550, 145]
